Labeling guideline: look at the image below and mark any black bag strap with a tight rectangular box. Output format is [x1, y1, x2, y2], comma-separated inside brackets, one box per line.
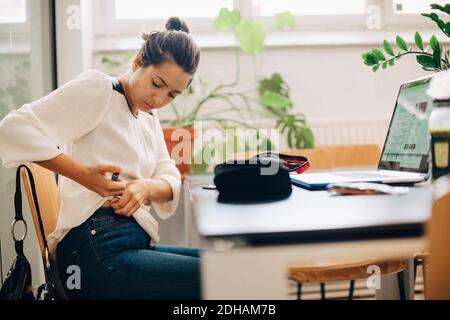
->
[14, 165, 48, 254]
[11, 165, 69, 300]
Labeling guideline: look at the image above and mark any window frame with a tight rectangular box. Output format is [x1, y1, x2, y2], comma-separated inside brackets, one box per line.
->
[383, 0, 447, 29]
[93, 0, 448, 50]
[253, 0, 369, 31]
[94, 0, 236, 36]
[0, 0, 30, 36]
[0, 0, 30, 55]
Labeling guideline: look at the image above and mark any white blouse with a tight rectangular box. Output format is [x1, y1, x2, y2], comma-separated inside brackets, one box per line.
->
[0, 69, 182, 254]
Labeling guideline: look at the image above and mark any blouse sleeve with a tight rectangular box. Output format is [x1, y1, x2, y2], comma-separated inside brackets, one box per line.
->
[0, 69, 113, 168]
[150, 111, 182, 220]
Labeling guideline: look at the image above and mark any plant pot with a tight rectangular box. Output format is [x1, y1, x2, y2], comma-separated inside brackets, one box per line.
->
[163, 127, 195, 176]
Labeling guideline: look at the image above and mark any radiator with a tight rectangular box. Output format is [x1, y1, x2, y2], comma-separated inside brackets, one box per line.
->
[257, 116, 390, 149]
[308, 116, 390, 147]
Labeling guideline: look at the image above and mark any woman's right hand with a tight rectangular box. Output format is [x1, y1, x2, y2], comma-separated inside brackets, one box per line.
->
[78, 164, 126, 197]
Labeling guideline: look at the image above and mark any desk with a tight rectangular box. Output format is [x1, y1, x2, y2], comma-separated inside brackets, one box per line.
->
[186, 175, 432, 299]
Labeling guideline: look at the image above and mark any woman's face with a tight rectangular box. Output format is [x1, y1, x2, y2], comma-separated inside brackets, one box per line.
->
[126, 55, 192, 113]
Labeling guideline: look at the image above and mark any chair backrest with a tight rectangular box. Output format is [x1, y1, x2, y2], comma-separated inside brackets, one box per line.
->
[282, 144, 381, 169]
[231, 144, 381, 170]
[20, 164, 59, 259]
[426, 175, 450, 299]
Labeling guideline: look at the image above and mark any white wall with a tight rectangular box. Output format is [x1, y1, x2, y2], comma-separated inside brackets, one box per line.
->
[94, 43, 429, 148]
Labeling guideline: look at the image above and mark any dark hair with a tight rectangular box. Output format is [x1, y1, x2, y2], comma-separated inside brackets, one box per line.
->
[139, 17, 200, 75]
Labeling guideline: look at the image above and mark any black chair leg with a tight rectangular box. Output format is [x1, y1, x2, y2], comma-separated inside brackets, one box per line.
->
[348, 280, 355, 300]
[296, 282, 302, 300]
[320, 282, 326, 300]
[397, 271, 406, 300]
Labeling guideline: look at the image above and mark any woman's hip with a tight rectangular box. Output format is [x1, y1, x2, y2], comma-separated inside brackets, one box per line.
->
[57, 207, 150, 266]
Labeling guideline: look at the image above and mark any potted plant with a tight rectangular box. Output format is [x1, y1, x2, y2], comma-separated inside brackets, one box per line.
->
[362, 3, 449, 73]
[100, 7, 315, 174]
[213, 8, 315, 150]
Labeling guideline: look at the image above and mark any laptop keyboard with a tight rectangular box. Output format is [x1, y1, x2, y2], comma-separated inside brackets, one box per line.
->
[332, 172, 397, 179]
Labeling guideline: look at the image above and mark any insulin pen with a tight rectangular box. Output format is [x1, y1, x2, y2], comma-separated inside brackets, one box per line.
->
[111, 172, 120, 181]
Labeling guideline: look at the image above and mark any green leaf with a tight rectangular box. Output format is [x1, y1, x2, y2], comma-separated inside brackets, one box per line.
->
[396, 36, 408, 51]
[388, 59, 395, 66]
[101, 56, 121, 67]
[430, 4, 450, 14]
[287, 129, 294, 149]
[214, 7, 241, 31]
[362, 52, 378, 66]
[382, 61, 388, 69]
[260, 91, 292, 109]
[430, 13, 439, 21]
[445, 49, 450, 68]
[430, 35, 439, 51]
[273, 12, 296, 30]
[433, 39, 442, 67]
[446, 22, 450, 35]
[417, 54, 437, 69]
[258, 73, 284, 96]
[372, 64, 380, 73]
[414, 32, 424, 51]
[383, 40, 395, 56]
[421, 12, 439, 22]
[371, 48, 386, 61]
[293, 126, 315, 149]
[235, 20, 266, 55]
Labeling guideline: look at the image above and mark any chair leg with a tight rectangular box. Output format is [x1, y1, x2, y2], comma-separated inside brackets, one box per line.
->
[413, 256, 423, 288]
[296, 282, 302, 300]
[348, 280, 355, 300]
[397, 271, 406, 300]
[320, 282, 326, 300]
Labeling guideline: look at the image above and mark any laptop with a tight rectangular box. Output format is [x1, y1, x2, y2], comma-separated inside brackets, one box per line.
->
[291, 75, 434, 190]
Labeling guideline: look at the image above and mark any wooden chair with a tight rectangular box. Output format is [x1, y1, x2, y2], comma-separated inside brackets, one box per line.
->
[286, 145, 414, 299]
[232, 144, 411, 300]
[20, 163, 68, 299]
[281, 144, 381, 170]
[288, 258, 407, 300]
[21, 163, 59, 257]
[425, 175, 450, 299]
[231, 144, 381, 170]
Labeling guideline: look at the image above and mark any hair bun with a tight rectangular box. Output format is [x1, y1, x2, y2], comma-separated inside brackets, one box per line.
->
[141, 32, 150, 41]
[165, 17, 190, 34]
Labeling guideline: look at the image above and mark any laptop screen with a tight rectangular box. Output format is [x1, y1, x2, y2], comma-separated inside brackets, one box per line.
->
[378, 76, 434, 174]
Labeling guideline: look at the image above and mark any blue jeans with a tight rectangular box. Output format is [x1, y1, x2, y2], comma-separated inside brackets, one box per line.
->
[56, 207, 201, 300]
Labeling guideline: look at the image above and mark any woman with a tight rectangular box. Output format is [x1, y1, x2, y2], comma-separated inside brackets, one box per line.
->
[0, 17, 201, 299]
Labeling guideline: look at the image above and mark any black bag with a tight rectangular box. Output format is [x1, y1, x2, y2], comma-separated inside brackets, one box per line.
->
[0, 165, 68, 300]
[214, 152, 310, 203]
[0, 166, 35, 300]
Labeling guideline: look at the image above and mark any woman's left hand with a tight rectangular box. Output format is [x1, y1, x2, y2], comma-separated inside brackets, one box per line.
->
[110, 179, 151, 217]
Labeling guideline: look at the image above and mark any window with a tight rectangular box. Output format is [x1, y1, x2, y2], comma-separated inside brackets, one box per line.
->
[253, 0, 367, 16]
[114, 0, 233, 20]
[0, 0, 26, 24]
[393, 0, 449, 15]
[95, 0, 233, 35]
[94, 0, 447, 49]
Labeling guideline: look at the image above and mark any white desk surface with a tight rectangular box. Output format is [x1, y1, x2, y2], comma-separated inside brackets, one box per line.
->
[186, 174, 431, 299]
[189, 176, 432, 243]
